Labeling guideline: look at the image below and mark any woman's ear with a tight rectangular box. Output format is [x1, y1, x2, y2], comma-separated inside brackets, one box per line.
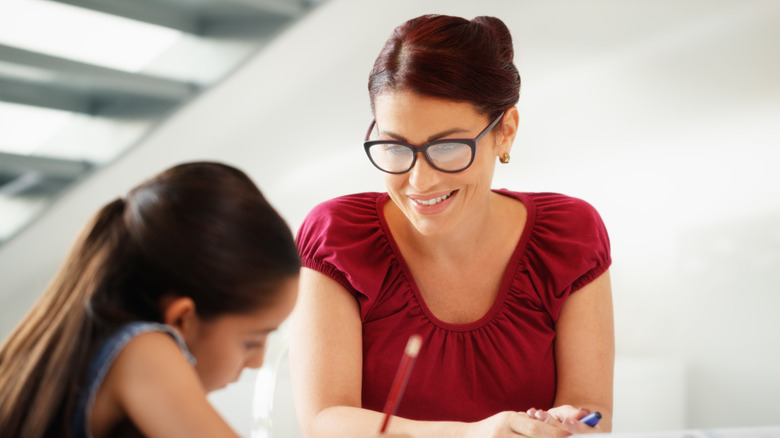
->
[161, 296, 197, 334]
[495, 106, 519, 157]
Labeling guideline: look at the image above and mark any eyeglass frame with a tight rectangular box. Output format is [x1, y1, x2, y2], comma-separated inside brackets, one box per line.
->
[363, 111, 506, 174]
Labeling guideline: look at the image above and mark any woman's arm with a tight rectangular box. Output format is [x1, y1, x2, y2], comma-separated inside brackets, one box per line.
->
[288, 267, 371, 436]
[548, 270, 615, 433]
[94, 331, 240, 438]
[289, 268, 574, 438]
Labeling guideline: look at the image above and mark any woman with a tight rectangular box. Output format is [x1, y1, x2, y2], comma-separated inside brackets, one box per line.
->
[290, 14, 614, 438]
[0, 162, 300, 437]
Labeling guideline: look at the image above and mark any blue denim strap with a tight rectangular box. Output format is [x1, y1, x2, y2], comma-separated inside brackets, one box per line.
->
[71, 322, 196, 438]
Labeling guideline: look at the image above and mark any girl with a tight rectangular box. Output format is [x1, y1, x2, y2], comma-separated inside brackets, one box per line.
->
[0, 162, 300, 438]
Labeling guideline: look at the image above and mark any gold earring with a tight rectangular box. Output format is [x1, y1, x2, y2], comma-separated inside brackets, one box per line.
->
[499, 153, 510, 164]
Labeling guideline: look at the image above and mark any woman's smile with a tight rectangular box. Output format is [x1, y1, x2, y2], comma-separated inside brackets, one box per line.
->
[409, 190, 457, 210]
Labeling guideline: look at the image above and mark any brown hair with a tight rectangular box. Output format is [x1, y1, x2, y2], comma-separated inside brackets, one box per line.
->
[368, 14, 521, 120]
[0, 161, 300, 437]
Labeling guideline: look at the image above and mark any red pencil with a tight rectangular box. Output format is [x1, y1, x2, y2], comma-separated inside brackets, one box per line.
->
[379, 334, 423, 433]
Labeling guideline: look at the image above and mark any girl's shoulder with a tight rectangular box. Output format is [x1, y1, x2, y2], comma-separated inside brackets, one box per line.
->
[92, 327, 239, 438]
[81, 323, 197, 438]
[87, 322, 195, 396]
[103, 328, 197, 392]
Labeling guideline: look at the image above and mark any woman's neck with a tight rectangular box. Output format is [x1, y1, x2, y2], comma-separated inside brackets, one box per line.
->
[389, 191, 516, 263]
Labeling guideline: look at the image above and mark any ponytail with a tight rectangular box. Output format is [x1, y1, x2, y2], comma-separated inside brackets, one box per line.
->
[0, 199, 128, 437]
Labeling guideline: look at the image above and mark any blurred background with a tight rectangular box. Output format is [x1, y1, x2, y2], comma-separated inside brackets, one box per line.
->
[1, 0, 778, 435]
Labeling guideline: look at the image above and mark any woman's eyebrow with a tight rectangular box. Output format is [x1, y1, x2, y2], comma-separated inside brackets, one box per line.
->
[380, 127, 471, 144]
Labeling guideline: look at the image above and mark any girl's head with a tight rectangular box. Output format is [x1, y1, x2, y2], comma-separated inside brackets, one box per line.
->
[106, 162, 301, 390]
[368, 14, 521, 120]
[0, 161, 299, 435]
[100, 161, 300, 324]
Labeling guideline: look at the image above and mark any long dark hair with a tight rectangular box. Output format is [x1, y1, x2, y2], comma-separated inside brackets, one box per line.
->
[368, 14, 521, 120]
[0, 161, 300, 437]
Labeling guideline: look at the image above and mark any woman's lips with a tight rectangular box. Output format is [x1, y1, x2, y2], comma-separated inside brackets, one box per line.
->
[408, 190, 457, 214]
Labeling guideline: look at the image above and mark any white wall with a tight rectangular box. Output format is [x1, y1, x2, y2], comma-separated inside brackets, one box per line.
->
[1, 0, 779, 435]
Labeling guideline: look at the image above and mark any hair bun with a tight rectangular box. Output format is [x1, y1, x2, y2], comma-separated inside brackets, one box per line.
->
[369, 14, 521, 117]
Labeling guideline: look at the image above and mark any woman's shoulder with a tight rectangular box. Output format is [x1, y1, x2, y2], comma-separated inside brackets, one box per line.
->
[496, 189, 600, 217]
[296, 193, 396, 297]
[532, 191, 601, 215]
[298, 192, 387, 246]
[496, 189, 606, 234]
[500, 191, 611, 318]
[304, 192, 385, 221]
[529, 192, 607, 238]
[498, 189, 610, 274]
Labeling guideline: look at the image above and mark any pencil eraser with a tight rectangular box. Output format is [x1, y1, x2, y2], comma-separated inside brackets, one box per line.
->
[405, 334, 423, 357]
[580, 411, 602, 427]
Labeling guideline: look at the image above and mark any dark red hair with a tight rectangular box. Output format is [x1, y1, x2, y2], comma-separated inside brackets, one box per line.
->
[368, 14, 521, 119]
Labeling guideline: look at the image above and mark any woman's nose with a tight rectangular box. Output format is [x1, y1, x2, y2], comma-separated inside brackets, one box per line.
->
[408, 153, 440, 190]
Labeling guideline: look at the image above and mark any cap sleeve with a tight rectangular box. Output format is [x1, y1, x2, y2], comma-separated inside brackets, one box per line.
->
[522, 193, 611, 321]
[296, 193, 395, 317]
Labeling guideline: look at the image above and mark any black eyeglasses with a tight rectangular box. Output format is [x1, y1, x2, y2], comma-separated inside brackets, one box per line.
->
[363, 112, 505, 174]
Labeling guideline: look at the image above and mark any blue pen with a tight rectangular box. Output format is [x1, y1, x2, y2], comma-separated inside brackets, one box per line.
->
[580, 411, 602, 427]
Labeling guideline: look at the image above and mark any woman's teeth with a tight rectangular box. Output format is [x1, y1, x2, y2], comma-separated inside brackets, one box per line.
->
[414, 192, 453, 206]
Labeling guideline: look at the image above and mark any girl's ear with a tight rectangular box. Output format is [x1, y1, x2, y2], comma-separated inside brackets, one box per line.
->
[161, 296, 197, 334]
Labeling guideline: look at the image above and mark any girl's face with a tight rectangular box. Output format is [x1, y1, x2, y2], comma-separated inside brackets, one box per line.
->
[372, 91, 513, 237]
[184, 276, 299, 392]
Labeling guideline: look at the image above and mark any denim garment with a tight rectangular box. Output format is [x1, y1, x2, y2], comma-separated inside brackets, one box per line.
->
[71, 321, 196, 438]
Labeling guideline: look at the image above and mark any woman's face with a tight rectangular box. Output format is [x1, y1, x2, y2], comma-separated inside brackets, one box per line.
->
[184, 276, 299, 392]
[372, 91, 513, 237]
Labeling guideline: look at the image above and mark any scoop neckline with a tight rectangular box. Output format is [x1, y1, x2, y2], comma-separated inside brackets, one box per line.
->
[375, 189, 536, 332]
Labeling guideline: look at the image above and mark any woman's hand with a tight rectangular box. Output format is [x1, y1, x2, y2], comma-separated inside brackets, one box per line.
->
[463, 411, 574, 438]
[527, 406, 605, 435]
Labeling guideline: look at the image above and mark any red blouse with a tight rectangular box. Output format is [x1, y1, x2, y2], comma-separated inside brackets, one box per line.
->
[296, 190, 611, 422]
